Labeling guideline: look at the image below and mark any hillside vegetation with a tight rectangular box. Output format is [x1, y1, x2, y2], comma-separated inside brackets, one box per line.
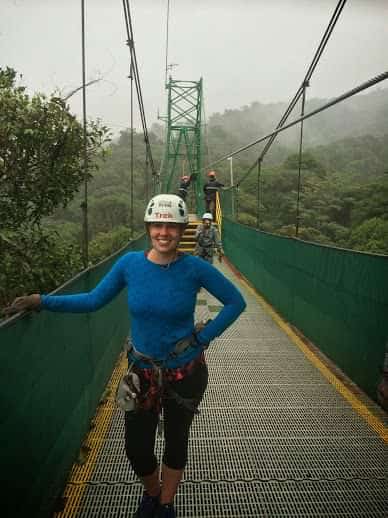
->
[1, 67, 387, 309]
[204, 89, 388, 253]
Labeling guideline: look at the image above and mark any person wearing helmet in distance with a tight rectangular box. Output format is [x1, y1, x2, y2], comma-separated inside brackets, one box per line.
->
[177, 174, 192, 201]
[203, 170, 224, 219]
[194, 213, 224, 264]
[4, 194, 246, 518]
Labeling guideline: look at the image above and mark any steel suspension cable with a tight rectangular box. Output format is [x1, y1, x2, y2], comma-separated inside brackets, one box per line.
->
[304, 0, 347, 82]
[202, 99, 212, 164]
[130, 53, 134, 238]
[295, 86, 307, 237]
[234, 71, 388, 186]
[122, 0, 158, 185]
[258, 0, 346, 176]
[122, 0, 134, 237]
[256, 0, 347, 166]
[81, 0, 89, 268]
[256, 159, 262, 229]
[210, 0, 347, 187]
[165, 0, 170, 86]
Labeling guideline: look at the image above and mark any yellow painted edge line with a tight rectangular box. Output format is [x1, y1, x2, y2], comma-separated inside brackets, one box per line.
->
[226, 263, 388, 444]
[54, 352, 128, 517]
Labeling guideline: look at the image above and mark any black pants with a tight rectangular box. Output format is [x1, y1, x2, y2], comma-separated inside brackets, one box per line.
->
[178, 188, 187, 200]
[205, 198, 215, 216]
[124, 361, 208, 476]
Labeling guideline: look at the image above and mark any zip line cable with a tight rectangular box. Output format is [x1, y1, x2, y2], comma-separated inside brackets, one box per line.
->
[232, 71, 388, 186]
[122, 0, 158, 182]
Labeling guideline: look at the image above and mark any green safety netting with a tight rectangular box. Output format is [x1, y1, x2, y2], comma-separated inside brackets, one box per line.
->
[222, 218, 388, 403]
[0, 234, 148, 518]
[220, 187, 235, 219]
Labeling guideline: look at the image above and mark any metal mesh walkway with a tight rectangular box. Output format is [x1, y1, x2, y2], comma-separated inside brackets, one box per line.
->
[55, 262, 387, 518]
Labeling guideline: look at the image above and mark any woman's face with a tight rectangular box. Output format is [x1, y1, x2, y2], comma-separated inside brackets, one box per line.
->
[148, 222, 184, 255]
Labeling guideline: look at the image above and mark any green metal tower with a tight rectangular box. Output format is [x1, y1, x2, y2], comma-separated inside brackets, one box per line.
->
[160, 77, 204, 214]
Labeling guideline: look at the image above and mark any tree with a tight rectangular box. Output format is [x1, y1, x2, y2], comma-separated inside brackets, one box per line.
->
[348, 218, 388, 255]
[0, 227, 82, 308]
[0, 67, 110, 309]
[283, 152, 326, 177]
[0, 67, 110, 230]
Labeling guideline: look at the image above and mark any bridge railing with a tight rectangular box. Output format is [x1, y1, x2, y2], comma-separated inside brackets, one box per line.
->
[0, 234, 147, 518]
[222, 217, 388, 404]
[215, 191, 222, 236]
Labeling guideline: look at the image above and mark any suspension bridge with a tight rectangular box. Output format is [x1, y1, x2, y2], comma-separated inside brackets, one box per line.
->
[1, 1, 387, 517]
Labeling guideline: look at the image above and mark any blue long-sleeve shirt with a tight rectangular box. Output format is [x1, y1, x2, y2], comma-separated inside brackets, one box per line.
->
[41, 251, 246, 368]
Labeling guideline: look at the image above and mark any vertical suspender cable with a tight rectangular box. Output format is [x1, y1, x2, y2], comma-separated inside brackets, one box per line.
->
[236, 186, 239, 222]
[122, 0, 158, 183]
[130, 58, 134, 239]
[165, 0, 170, 86]
[256, 158, 262, 229]
[123, 0, 135, 237]
[295, 82, 308, 237]
[125, 0, 157, 175]
[145, 151, 150, 201]
[81, 0, 88, 267]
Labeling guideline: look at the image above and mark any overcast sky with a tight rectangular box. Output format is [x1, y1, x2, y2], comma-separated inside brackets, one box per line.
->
[2, 0, 388, 135]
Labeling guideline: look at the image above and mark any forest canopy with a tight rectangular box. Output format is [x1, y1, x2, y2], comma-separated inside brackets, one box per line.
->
[0, 67, 110, 307]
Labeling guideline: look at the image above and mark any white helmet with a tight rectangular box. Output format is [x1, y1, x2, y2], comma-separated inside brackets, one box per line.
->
[144, 194, 188, 224]
[202, 212, 213, 221]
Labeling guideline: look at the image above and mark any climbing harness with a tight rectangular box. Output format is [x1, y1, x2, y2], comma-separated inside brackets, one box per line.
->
[195, 225, 223, 263]
[197, 226, 217, 248]
[115, 362, 141, 412]
[116, 323, 211, 434]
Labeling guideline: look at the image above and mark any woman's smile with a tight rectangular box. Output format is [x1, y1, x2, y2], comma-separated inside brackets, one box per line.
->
[148, 222, 184, 262]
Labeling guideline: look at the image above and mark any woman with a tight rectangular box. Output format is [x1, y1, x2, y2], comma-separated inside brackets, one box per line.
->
[5, 194, 246, 518]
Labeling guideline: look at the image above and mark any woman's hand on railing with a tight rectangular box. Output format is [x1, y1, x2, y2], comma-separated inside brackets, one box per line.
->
[3, 294, 41, 315]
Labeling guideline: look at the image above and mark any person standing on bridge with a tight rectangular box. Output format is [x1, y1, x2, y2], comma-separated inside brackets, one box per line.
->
[4, 194, 246, 518]
[194, 212, 224, 264]
[177, 174, 192, 201]
[203, 170, 224, 219]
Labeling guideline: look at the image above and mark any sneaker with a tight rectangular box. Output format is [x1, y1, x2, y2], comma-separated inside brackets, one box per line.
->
[133, 492, 160, 518]
[155, 503, 176, 518]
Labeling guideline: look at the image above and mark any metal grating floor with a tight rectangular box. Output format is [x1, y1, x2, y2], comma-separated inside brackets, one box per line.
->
[55, 263, 388, 517]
